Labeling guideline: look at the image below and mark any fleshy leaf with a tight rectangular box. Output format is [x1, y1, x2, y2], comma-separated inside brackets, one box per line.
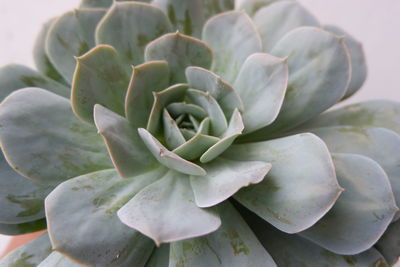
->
[224, 133, 342, 233]
[203, 0, 234, 18]
[202, 11, 262, 83]
[0, 88, 112, 185]
[301, 153, 398, 255]
[234, 53, 288, 133]
[94, 105, 157, 177]
[253, 1, 320, 52]
[376, 219, 400, 266]
[80, 0, 149, 8]
[96, 2, 172, 65]
[138, 128, 206, 176]
[145, 32, 212, 83]
[152, 0, 205, 37]
[187, 89, 228, 136]
[38, 252, 82, 267]
[0, 233, 51, 266]
[71, 45, 131, 123]
[33, 18, 66, 84]
[311, 126, 400, 221]
[169, 202, 276, 266]
[167, 102, 207, 119]
[234, 0, 280, 15]
[145, 245, 170, 267]
[0, 219, 46, 236]
[191, 158, 271, 207]
[147, 84, 188, 135]
[241, 206, 389, 267]
[185, 66, 244, 117]
[117, 170, 221, 245]
[46, 8, 106, 83]
[0, 64, 69, 100]
[46, 169, 161, 266]
[125, 60, 170, 128]
[244, 27, 351, 140]
[324, 25, 367, 99]
[0, 150, 53, 224]
[301, 100, 400, 134]
[163, 109, 186, 150]
[200, 109, 244, 163]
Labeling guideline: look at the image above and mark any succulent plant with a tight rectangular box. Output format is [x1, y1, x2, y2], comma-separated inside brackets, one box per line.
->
[0, 0, 399, 266]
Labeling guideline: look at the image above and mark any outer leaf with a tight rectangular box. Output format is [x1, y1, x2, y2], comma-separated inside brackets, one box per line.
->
[203, 0, 234, 18]
[185, 66, 244, 117]
[138, 128, 206, 176]
[33, 18, 66, 84]
[145, 32, 212, 83]
[0, 219, 46, 236]
[324, 25, 367, 99]
[145, 245, 170, 267]
[152, 0, 205, 37]
[0, 233, 51, 267]
[190, 158, 271, 207]
[253, 1, 320, 52]
[301, 100, 400, 135]
[223, 133, 342, 233]
[311, 126, 400, 220]
[0, 88, 112, 185]
[169, 202, 276, 267]
[46, 8, 106, 83]
[96, 2, 172, 65]
[234, 53, 288, 133]
[71, 45, 131, 123]
[244, 27, 351, 140]
[46, 169, 161, 266]
[117, 170, 221, 245]
[301, 153, 398, 255]
[125, 61, 170, 128]
[240, 207, 389, 267]
[80, 0, 148, 8]
[0, 64, 69, 100]
[0, 151, 53, 224]
[202, 11, 262, 83]
[38, 252, 82, 267]
[376, 219, 400, 266]
[94, 105, 157, 177]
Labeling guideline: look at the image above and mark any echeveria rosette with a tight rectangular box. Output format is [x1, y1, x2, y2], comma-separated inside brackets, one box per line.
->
[0, 0, 399, 266]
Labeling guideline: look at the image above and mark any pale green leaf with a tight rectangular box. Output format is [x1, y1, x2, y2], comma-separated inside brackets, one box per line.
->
[0, 64, 69, 100]
[311, 126, 400, 221]
[145, 32, 212, 83]
[145, 245, 170, 267]
[224, 133, 342, 233]
[94, 105, 158, 177]
[191, 158, 271, 207]
[0, 150, 53, 224]
[152, 0, 205, 37]
[138, 128, 206, 176]
[324, 25, 367, 99]
[203, 0, 234, 18]
[96, 2, 172, 65]
[46, 169, 162, 266]
[253, 1, 320, 52]
[234, 53, 288, 133]
[0, 219, 46, 236]
[71, 45, 131, 123]
[169, 202, 276, 267]
[0, 233, 51, 267]
[163, 109, 186, 150]
[202, 11, 262, 83]
[376, 219, 400, 266]
[46, 8, 107, 83]
[0, 88, 112, 185]
[117, 170, 221, 245]
[234, 0, 281, 15]
[301, 153, 398, 255]
[167, 102, 207, 119]
[38, 252, 82, 267]
[125, 60, 170, 128]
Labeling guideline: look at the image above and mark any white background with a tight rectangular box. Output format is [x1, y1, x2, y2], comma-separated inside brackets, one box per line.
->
[0, 0, 399, 256]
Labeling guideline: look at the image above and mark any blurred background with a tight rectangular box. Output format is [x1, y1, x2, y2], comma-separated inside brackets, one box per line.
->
[0, 0, 399, 257]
